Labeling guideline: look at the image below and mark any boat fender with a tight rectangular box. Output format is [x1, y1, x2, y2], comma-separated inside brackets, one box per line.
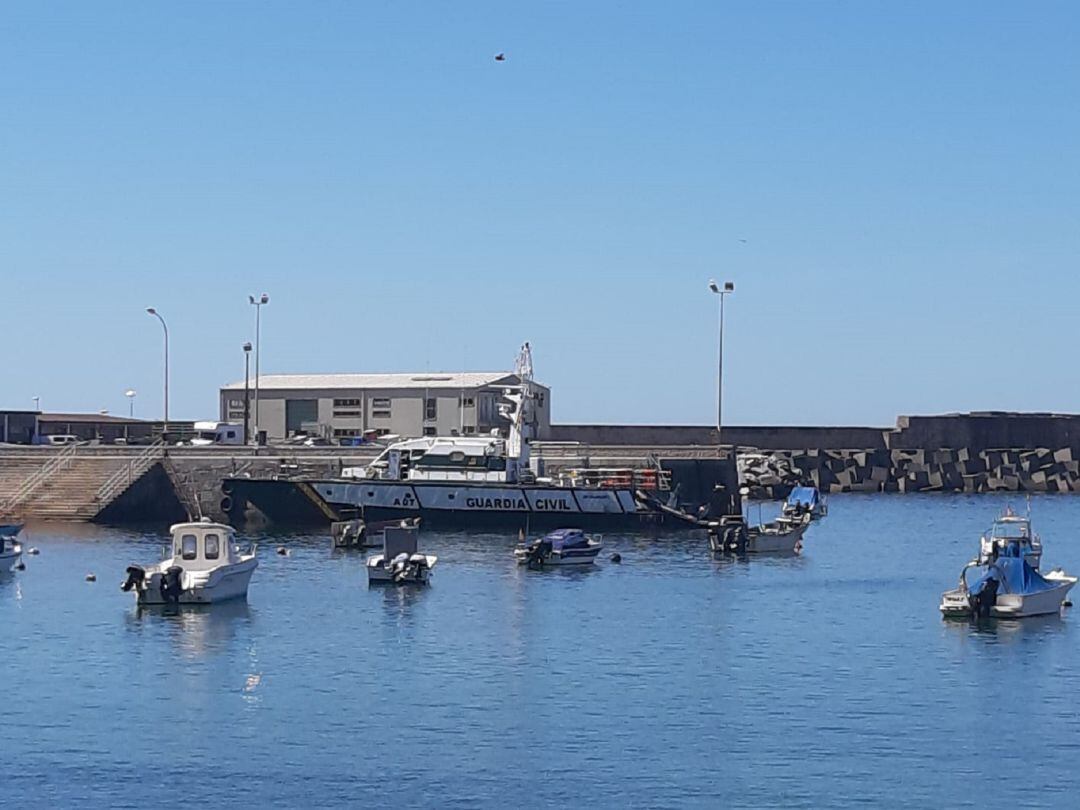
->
[160, 566, 184, 604]
[220, 496, 234, 513]
[276, 547, 289, 556]
[15, 562, 25, 571]
[121, 565, 147, 592]
[1064, 600, 1073, 608]
[221, 482, 234, 496]
[85, 573, 96, 582]
[610, 552, 622, 563]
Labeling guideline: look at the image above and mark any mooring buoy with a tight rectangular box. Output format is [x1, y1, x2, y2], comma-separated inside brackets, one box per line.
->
[610, 552, 622, 563]
[85, 573, 97, 582]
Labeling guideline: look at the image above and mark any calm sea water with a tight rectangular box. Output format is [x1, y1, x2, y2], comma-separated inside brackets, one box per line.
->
[4, 494, 1080, 808]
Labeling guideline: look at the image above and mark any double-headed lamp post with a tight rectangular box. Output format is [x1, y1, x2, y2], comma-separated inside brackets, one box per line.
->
[242, 342, 252, 445]
[249, 293, 269, 441]
[708, 280, 735, 445]
[145, 307, 169, 431]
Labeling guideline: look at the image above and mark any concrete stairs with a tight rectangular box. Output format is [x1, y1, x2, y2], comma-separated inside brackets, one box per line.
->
[0, 442, 165, 521]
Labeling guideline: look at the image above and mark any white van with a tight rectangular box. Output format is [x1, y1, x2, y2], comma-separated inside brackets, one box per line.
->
[45, 434, 80, 446]
[188, 422, 244, 447]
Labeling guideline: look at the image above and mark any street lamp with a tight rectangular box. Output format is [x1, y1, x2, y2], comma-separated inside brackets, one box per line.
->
[242, 342, 252, 445]
[146, 307, 169, 431]
[708, 280, 735, 444]
[125, 389, 137, 418]
[248, 293, 269, 441]
[32, 396, 40, 412]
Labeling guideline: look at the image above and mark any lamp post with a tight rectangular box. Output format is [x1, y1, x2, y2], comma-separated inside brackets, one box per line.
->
[125, 389, 137, 418]
[708, 280, 735, 444]
[248, 293, 269, 442]
[146, 307, 169, 432]
[242, 342, 252, 445]
[32, 396, 40, 412]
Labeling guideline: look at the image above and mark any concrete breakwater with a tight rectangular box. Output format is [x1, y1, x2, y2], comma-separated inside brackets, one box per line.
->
[738, 447, 1080, 499]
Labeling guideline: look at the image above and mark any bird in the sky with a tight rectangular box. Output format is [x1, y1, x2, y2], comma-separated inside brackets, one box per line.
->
[494, 53, 506, 62]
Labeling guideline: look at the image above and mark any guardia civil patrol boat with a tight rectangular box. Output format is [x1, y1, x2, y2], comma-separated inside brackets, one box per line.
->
[223, 345, 741, 531]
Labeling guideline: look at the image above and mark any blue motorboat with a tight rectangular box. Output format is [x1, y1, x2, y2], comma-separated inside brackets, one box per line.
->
[782, 486, 827, 521]
[515, 528, 603, 567]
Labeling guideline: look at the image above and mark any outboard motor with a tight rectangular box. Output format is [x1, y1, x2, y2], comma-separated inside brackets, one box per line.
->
[526, 538, 553, 567]
[121, 565, 147, 593]
[389, 552, 411, 582]
[971, 577, 1000, 618]
[159, 566, 184, 604]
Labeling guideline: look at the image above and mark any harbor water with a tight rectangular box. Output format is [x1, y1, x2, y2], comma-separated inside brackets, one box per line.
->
[4, 494, 1080, 808]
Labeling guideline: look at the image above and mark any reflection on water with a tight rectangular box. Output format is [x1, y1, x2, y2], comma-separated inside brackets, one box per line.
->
[6, 497, 1080, 808]
[126, 600, 255, 658]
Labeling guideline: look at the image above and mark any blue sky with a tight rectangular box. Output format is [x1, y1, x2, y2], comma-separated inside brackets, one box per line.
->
[3, 1, 1078, 427]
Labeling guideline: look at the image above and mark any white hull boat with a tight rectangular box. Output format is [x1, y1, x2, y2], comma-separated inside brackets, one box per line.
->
[515, 529, 603, 567]
[366, 525, 436, 585]
[0, 524, 23, 573]
[122, 519, 257, 606]
[940, 557, 1076, 620]
[710, 515, 808, 555]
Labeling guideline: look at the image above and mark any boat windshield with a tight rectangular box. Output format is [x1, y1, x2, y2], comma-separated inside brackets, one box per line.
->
[991, 519, 1030, 540]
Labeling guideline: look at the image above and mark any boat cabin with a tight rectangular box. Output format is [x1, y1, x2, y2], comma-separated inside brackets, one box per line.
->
[169, 520, 242, 569]
[354, 436, 521, 484]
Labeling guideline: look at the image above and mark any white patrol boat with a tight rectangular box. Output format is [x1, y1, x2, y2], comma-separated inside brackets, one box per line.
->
[121, 519, 258, 605]
[224, 345, 741, 531]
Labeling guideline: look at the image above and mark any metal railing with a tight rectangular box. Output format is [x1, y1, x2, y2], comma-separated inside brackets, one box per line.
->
[0, 442, 80, 516]
[94, 439, 166, 508]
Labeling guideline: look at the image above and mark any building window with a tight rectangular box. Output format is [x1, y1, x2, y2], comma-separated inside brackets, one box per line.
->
[462, 426, 476, 435]
[228, 398, 243, 408]
[425, 397, 437, 421]
[462, 397, 474, 407]
[372, 410, 391, 419]
[423, 426, 437, 436]
[333, 398, 362, 417]
[228, 411, 245, 420]
[375, 428, 392, 436]
[372, 398, 391, 408]
[333, 428, 362, 438]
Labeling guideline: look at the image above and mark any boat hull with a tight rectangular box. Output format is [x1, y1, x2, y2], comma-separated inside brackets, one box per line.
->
[514, 544, 603, 566]
[366, 554, 436, 585]
[0, 546, 22, 573]
[134, 561, 257, 605]
[940, 574, 1076, 619]
[224, 477, 712, 531]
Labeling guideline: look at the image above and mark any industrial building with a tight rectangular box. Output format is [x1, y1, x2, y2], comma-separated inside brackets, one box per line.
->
[0, 411, 163, 444]
[219, 372, 551, 442]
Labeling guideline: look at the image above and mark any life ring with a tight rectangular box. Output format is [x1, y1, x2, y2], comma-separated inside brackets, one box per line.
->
[220, 496, 233, 512]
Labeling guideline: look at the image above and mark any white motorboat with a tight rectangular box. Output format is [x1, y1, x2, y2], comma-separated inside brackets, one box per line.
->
[514, 528, 603, 567]
[121, 519, 258, 605]
[940, 546, 1076, 620]
[977, 507, 1042, 569]
[0, 523, 23, 573]
[709, 514, 808, 555]
[366, 525, 436, 585]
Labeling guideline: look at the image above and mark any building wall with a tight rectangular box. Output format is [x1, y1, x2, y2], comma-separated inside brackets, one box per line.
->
[223, 381, 552, 442]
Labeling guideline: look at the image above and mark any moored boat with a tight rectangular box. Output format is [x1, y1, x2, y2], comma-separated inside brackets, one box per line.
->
[514, 528, 603, 567]
[366, 524, 436, 585]
[782, 486, 827, 522]
[709, 513, 808, 555]
[977, 506, 1042, 569]
[940, 551, 1076, 619]
[0, 523, 23, 573]
[121, 519, 258, 605]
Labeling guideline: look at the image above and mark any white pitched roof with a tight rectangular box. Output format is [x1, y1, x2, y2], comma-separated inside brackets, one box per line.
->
[221, 371, 517, 392]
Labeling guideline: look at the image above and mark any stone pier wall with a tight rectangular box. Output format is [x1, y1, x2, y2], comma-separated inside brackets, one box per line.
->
[738, 447, 1080, 499]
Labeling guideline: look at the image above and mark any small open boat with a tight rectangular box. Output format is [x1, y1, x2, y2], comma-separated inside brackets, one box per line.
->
[709, 514, 808, 555]
[366, 525, 436, 585]
[121, 519, 258, 605]
[514, 528, 603, 567]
